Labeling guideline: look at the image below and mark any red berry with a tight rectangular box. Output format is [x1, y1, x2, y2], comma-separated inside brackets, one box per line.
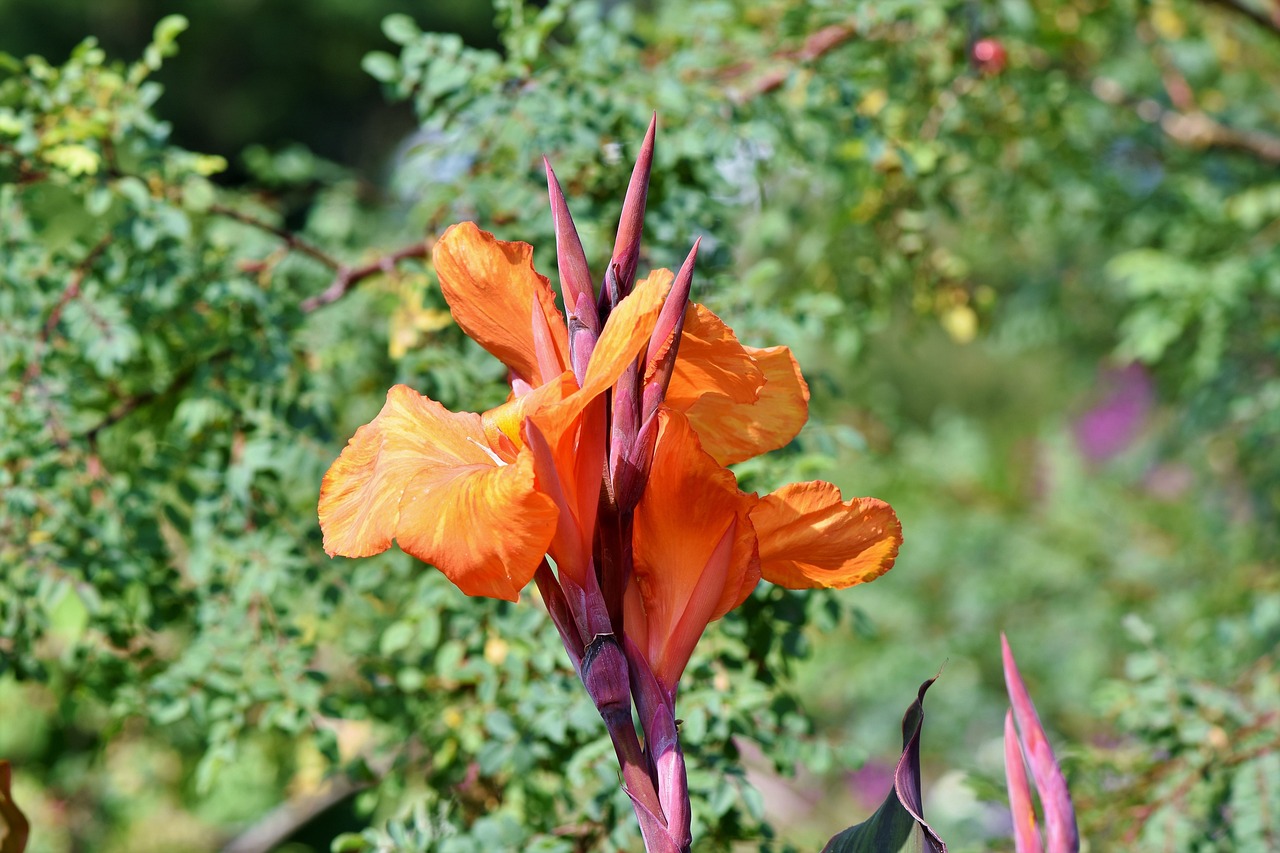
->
[972, 38, 1008, 75]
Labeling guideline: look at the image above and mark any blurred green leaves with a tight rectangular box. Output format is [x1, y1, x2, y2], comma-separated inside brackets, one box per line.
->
[2, 0, 1279, 851]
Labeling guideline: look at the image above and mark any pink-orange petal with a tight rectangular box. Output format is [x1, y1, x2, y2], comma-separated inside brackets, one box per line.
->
[433, 222, 569, 386]
[628, 407, 759, 690]
[679, 344, 810, 466]
[750, 480, 901, 589]
[318, 384, 558, 601]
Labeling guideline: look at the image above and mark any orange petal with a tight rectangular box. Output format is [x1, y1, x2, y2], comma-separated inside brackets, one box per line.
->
[578, 268, 671, 401]
[628, 408, 759, 690]
[433, 222, 569, 386]
[319, 385, 558, 601]
[750, 481, 901, 589]
[662, 303, 764, 407]
[396, 448, 558, 601]
[524, 394, 607, 584]
[679, 344, 810, 466]
[481, 370, 577, 452]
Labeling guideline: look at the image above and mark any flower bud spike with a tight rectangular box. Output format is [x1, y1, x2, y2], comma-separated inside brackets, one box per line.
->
[545, 157, 600, 341]
[534, 561, 585, 669]
[626, 636, 690, 848]
[1005, 709, 1043, 853]
[642, 239, 699, 422]
[569, 292, 599, 382]
[613, 407, 659, 516]
[609, 113, 657, 301]
[599, 264, 620, 316]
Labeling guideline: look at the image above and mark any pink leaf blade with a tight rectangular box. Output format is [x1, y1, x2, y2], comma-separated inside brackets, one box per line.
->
[1005, 709, 1044, 853]
[1002, 634, 1080, 853]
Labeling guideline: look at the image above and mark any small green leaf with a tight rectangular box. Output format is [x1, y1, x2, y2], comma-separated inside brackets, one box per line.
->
[380, 620, 415, 656]
[43, 144, 100, 176]
[363, 51, 400, 83]
[381, 13, 420, 45]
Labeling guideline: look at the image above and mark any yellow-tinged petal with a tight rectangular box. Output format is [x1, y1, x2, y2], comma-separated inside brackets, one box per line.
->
[679, 344, 810, 466]
[433, 222, 569, 386]
[750, 481, 901, 590]
[628, 408, 759, 690]
[662, 303, 764, 407]
[578, 269, 671, 400]
[481, 370, 577, 452]
[318, 385, 558, 601]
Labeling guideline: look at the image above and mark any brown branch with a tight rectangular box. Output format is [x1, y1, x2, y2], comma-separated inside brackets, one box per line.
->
[207, 202, 433, 312]
[218, 759, 391, 853]
[42, 234, 114, 342]
[1138, 19, 1198, 113]
[722, 21, 859, 103]
[84, 349, 233, 444]
[13, 233, 114, 405]
[1199, 0, 1280, 36]
[300, 239, 434, 313]
[1091, 76, 1280, 164]
[80, 239, 433, 442]
[208, 203, 341, 272]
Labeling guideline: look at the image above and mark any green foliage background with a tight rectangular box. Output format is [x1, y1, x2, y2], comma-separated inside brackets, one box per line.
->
[2, 0, 1278, 851]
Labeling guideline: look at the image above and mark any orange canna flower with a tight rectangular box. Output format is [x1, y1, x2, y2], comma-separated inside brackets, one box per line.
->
[318, 222, 670, 600]
[318, 218, 876, 603]
[317, 118, 903, 853]
[320, 216, 900, 657]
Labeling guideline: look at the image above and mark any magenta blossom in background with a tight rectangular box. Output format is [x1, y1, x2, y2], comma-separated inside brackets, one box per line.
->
[1073, 363, 1154, 463]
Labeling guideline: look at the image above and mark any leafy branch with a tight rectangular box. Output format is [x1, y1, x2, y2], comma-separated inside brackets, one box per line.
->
[79, 211, 435, 444]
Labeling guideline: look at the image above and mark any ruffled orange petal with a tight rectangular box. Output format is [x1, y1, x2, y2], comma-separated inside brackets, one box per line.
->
[433, 222, 569, 386]
[662, 303, 764, 407]
[749, 481, 901, 590]
[627, 408, 759, 690]
[678, 344, 810, 467]
[319, 385, 558, 601]
[396, 449, 558, 601]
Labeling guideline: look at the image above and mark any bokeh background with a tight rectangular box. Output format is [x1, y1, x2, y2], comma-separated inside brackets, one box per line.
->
[2, 0, 1278, 850]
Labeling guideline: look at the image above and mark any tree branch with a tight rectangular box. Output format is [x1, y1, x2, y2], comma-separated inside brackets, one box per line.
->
[299, 239, 434, 313]
[1199, 0, 1280, 37]
[218, 765, 385, 853]
[1091, 76, 1280, 164]
[207, 202, 433, 312]
[80, 237, 434, 443]
[209, 203, 341, 272]
[13, 233, 113, 406]
[721, 21, 859, 103]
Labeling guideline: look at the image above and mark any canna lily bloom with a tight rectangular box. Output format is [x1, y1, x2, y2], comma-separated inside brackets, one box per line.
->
[318, 228, 669, 600]
[318, 116, 903, 853]
[319, 217, 899, 612]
